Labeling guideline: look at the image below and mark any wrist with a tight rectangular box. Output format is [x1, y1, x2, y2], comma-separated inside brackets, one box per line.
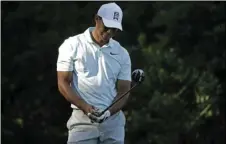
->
[108, 108, 116, 116]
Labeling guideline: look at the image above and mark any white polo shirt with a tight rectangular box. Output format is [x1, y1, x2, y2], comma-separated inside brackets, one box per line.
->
[57, 27, 131, 110]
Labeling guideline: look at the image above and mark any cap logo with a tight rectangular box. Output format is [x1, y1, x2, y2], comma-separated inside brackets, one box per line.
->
[113, 12, 119, 21]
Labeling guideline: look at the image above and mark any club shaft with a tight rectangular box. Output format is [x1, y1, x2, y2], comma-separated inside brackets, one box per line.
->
[99, 83, 138, 116]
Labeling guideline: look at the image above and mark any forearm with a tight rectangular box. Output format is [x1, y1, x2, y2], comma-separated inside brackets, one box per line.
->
[58, 82, 87, 110]
[109, 92, 130, 115]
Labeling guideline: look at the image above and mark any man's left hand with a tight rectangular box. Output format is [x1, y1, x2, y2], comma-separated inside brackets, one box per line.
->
[87, 109, 111, 123]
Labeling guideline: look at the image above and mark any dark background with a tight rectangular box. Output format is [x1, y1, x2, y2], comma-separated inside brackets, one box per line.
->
[1, 1, 225, 144]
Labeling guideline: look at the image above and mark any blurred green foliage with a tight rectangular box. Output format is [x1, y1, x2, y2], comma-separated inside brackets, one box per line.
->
[1, 2, 225, 144]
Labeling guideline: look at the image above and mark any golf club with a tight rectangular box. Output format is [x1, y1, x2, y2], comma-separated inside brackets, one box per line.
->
[97, 69, 145, 116]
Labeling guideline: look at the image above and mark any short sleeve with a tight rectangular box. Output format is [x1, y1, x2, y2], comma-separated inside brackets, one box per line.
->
[118, 50, 132, 81]
[56, 39, 76, 71]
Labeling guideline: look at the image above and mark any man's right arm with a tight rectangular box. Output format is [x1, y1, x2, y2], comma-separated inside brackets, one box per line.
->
[56, 39, 94, 114]
[57, 71, 94, 114]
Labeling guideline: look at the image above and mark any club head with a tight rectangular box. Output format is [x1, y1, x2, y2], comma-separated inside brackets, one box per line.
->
[132, 69, 145, 83]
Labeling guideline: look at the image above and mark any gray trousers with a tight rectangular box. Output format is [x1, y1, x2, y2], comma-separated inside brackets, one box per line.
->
[66, 109, 126, 144]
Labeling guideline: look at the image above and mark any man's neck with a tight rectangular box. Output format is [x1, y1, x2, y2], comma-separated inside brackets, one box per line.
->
[91, 28, 108, 47]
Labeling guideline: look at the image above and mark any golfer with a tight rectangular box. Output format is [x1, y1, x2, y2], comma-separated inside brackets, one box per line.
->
[57, 2, 131, 144]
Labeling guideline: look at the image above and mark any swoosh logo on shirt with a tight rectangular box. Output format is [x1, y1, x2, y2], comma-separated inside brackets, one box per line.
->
[110, 52, 118, 55]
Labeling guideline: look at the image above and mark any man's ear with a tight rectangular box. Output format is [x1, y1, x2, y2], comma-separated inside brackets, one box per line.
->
[94, 14, 99, 25]
[94, 14, 99, 21]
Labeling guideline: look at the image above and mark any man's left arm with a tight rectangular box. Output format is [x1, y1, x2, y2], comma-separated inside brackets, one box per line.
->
[108, 79, 131, 115]
[109, 49, 132, 116]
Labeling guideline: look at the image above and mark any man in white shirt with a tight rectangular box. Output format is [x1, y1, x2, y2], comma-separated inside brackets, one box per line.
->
[57, 2, 131, 144]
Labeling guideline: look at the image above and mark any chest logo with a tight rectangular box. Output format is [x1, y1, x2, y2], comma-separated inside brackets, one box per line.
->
[110, 52, 118, 55]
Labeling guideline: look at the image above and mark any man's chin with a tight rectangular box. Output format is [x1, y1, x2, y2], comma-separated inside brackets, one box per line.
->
[102, 38, 110, 43]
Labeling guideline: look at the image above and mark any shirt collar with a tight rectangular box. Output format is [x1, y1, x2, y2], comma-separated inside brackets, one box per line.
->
[84, 27, 114, 48]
